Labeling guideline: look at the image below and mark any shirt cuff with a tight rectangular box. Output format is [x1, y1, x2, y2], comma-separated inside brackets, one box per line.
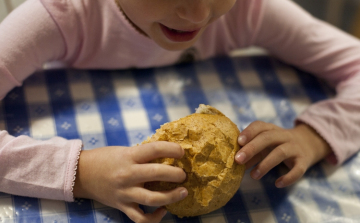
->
[64, 140, 83, 202]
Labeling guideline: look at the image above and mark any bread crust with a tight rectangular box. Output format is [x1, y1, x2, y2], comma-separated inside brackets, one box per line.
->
[143, 104, 245, 217]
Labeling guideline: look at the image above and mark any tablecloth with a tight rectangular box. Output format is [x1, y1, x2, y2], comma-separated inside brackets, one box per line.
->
[0, 55, 359, 223]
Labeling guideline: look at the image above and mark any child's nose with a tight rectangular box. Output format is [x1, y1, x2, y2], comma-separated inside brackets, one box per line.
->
[176, 0, 210, 24]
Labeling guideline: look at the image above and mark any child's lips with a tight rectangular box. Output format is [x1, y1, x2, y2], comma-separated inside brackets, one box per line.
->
[160, 24, 200, 42]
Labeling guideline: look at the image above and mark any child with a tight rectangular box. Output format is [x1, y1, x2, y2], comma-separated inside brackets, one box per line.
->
[0, 0, 359, 222]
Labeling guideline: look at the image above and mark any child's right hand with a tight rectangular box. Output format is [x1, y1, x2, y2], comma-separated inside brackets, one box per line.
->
[73, 141, 188, 223]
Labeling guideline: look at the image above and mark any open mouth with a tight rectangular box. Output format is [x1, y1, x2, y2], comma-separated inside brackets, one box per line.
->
[160, 24, 200, 42]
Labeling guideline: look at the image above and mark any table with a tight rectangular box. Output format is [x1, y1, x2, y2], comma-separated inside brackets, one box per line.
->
[1, 55, 360, 223]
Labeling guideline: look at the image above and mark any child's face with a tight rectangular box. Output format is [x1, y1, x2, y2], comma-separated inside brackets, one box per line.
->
[118, 0, 236, 51]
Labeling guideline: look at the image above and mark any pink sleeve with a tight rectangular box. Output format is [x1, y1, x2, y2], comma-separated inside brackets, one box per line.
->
[0, 130, 82, 201]
[0, 0, 66, 99]
[252, 0, 360, 165]
[0, 0, 83, 200]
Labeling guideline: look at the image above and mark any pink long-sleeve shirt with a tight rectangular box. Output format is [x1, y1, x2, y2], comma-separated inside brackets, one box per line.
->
[0, 0, 360, 201]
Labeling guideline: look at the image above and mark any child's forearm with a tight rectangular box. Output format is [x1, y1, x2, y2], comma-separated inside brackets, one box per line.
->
[0, 130, 82, 201]
[253, 0, 360, 165]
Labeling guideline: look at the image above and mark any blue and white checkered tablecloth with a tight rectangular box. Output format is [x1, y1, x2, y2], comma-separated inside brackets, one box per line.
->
[1, 55, 360, 223]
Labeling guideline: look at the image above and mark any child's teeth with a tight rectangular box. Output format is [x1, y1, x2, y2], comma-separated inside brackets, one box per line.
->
[170, 28, 185, 33]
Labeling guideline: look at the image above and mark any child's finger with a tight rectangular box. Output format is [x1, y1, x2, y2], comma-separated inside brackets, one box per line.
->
[122, 204, 167, 223]
[132, 141, 184, 163]
[238, 121, 279, 146]
[244, 154, 263, 169]
[132, 163, 186, 183]
[249, 143, 293, 180]
[129, 187, 188, 207]
[275, 161, 308, 188]
[235, 129, 287, 164]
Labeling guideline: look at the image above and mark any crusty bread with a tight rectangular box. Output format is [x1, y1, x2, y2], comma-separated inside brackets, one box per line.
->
[142, 104, 245, 217]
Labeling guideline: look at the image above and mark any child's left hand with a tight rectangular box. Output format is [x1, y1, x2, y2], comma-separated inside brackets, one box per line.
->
[235, 121, 332, 188]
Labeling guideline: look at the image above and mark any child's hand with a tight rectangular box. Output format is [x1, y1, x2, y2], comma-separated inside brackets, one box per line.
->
[235, 121, 331, 188]
[73, 141, 188, 223]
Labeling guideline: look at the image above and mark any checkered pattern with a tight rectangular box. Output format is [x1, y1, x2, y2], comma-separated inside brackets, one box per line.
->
[1, 56, 360, 223]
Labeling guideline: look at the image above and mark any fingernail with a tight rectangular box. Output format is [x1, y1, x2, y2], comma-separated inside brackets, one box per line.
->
[238, 135, 247, 145]
[235, 152, 246, 164]
[180, 189, 188, 199]
[276, 181, 284, 188]
[251, 169, 261, 180]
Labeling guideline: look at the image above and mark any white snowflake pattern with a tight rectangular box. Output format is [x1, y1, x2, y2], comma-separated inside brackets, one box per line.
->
[281, 213, 291, 222]
[103, 215, 112, 223]
[152, 113, 163, 122]
[13, 126, 23, 133]
[108, 117, 119, 126]
[21, 202, 32, 211]
[75, 199, 84, 205]
[61, 122, 71, 130]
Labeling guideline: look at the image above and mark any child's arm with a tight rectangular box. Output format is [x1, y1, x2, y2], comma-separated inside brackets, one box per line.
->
[0, 0, 66, 99]
[0, 130, 82, 200]
[0, 130, 187, 223]
[236, 0, 360, 186]
[0, 0, 77, 194]
[73, 142, 188, 223]
[0, 0, 81, 201]
[0, 0, 78, 201]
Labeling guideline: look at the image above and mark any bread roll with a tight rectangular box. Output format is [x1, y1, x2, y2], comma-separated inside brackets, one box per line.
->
[142, 104, 245, 217]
